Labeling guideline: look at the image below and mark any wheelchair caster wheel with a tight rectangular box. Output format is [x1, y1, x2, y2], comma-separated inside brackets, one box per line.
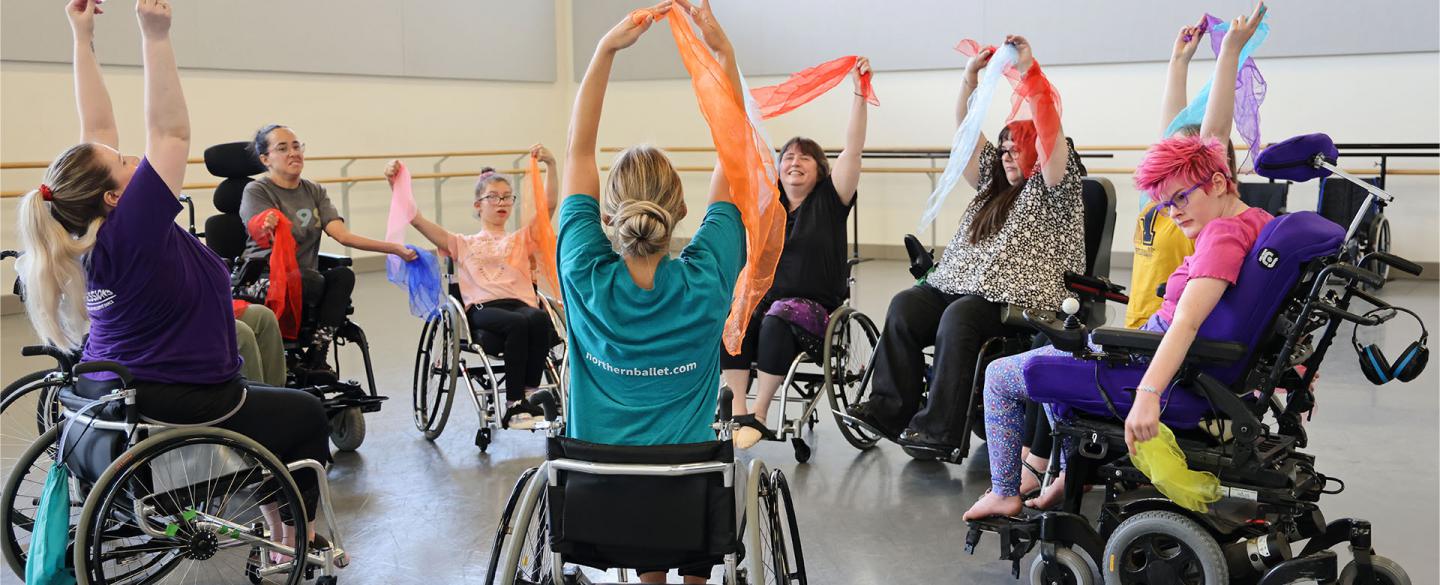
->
[305, 563, 316, 580]
[330, 406, 366, 452]
[476, 428, 492, 452]
[245, 549, 262, 584]
[792, 438, 811, 463]
[1339, 555, 1410, 585]
[316, 576, 339, 585]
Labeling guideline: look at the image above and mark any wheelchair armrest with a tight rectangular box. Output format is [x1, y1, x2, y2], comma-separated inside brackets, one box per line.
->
[231, 258, 266, 288]
[904, 234, 934, 280]
[1064, 271, 1130, 305]
[73, 361, 134, 387]
[318, 253, 353, 270]
[1090, 327, 1248, 365]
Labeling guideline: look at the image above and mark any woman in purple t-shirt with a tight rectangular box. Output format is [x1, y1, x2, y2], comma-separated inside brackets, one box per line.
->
[964, 135, 1272, 520]
[14, 0, 333, 561]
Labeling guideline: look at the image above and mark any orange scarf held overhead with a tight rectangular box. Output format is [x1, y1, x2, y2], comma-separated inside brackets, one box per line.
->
[246, 209, 303, 340]
[955, 39, 1064, 167]
[525, 154, 561, 297]
[634, 4, 786, 355]
[750, 55, 878, 120]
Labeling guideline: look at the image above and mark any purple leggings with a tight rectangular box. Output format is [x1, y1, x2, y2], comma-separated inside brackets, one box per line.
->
[981, 315, 1169, 496]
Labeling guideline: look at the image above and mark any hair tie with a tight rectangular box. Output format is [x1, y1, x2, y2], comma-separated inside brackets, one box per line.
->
[38, 184, 53, 201]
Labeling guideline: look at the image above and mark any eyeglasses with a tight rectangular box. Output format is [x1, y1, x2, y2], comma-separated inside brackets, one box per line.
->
[270, 143, 306, 155]
[1154, 180, 1207, 215]
[479, 194, 517, 204]
[999, 146, 1021, 160]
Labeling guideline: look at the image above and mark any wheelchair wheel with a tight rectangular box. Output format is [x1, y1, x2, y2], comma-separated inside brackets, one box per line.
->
[1338, 555, 1410, 585]
[413, 305, 460, 440]
[822, 307, 882, 450]
[487, 468, 553, 585]
[745, 465, 794, 585]
[1360, 216, 1391, 291]
[74, 427, 310, 585]
[769, 470, 807, 585]
[329, 406, 366, 452]
[0, 369, 63, 454]
[1102, 511, 1227, 585]
[0, 425, 71, 580]
[1030, 546, 1098, 585]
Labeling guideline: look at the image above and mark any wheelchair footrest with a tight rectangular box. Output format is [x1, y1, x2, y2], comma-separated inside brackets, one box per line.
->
[964, 515, 1039, 579]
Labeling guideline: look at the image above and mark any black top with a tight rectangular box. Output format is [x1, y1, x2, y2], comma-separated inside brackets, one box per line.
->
[769, 175, 855, 311]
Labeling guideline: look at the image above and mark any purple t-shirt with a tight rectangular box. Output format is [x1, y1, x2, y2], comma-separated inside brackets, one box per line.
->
[82, 158, 242, 384]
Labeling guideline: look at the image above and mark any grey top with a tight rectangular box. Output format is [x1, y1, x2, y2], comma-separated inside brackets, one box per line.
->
[926, 141, 1084, 311]
[238, 176, 342, 273]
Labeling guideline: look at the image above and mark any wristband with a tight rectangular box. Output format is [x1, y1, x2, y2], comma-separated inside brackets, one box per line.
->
[1136, 385, 1162, 397]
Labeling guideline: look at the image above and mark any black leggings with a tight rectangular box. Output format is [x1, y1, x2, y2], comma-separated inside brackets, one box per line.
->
[301, 266, 355, 329]
[467, 299, 554, 401]
[1022, 401, 1054, 459]
[867, 285, 1008, 441]
[75, 377, 331, 523]
[719, 301, 801, 376]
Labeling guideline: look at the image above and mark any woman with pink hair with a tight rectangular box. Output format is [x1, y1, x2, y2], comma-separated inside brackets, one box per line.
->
[964, 134, 1273, 520]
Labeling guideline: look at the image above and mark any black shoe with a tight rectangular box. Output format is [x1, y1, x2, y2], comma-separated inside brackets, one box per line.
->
[845, 401, 904, 438]
[502, 400, 544, 429]
[734, 414, 778, 441]
[897, 427, 962, 450]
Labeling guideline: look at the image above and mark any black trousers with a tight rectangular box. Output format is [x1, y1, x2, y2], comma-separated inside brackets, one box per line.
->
[868, 284, 1007, 442]
[1022, 400, 1054, 459]
[76, 377, 331, 523]
[719, 300, 800, 376]
[467, 299, 554, 401]
[301, 266, 355, 329]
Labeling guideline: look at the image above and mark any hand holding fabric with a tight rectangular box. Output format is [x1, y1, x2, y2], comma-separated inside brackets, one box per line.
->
[607, 1, 668, 52]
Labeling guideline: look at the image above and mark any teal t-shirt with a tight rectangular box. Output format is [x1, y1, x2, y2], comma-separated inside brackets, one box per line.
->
[557, 196, 745, 446]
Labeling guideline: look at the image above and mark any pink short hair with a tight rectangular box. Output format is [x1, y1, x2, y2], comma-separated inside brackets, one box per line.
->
[1133, 135, 1233, 202]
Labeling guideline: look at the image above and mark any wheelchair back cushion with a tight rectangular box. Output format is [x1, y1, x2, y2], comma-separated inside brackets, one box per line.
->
[1027, 211, 1344, 428]
[545, 438, 737, 570]
[1079, 177, 1117, 277]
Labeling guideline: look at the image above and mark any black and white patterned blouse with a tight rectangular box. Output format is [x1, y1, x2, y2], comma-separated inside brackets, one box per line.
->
[926, 141, 1085, 311]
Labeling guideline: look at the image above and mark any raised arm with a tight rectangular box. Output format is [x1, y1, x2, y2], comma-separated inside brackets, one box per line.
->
[1200, 3, 1265, 142]
[136, 0, 189, 194]
[532, 143, 560, 215]
[1008, 36, 1068, 187]
[958, 47, 995, 190]
[688, 0, 740, 206]
[67, 0, 118, 148]
[1162, 21, 1206, 136]
[384, 159, 456, 254]
[564, 2, 668, 202]
[831, 57, 871, 205]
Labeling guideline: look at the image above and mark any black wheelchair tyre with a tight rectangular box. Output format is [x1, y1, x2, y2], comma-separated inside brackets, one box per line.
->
[413, 307, 460, 440]
[74, 427, 310, 585]
[1102, 510, 1227, 585]
[329, 406, 366, 451]
[1031, 546, 1098, 585]
[0, 425, 68, 580]
[770, 470, 807, 585]
[1360, 216, 1392, 291]
[485, 467, 539, 584]
[823, 307, 883, 450]
[1338, 555, 1410, 585]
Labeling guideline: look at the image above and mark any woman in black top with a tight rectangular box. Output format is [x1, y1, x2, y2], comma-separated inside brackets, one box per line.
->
[721, 57, 872, 448]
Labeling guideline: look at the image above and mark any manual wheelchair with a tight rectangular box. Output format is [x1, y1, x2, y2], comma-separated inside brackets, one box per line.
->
[829, 176, 1130, 463]
[411, 262, 568, 452]
[485, 389, 806, 584]
[201, 142, 387, 452]
[2, 360, 350, 584]
[963, 133, 1424, 584]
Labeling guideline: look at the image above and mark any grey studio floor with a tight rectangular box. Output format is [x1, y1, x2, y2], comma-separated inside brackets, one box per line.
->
[1, 260, 1436, 585]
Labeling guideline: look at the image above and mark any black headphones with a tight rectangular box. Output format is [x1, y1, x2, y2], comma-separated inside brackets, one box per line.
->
[1352, 306, 1429, 385]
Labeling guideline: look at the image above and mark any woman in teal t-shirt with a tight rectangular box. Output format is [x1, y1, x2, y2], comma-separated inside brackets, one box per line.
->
[558, 1, 744, 452]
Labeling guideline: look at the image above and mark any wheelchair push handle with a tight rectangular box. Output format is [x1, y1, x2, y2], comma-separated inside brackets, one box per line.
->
[1361, 251, 1423, 277]
[22, 345, 76, 372]
[718, 387, 734, 422]
[528, 389, 560, 422]
[1331, 262, 1385, 289]
[0, 249, 17, 261]
[73, 361, 135, 388]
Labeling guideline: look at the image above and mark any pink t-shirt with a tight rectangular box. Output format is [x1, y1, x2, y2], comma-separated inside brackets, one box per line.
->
[1155, 207, 1273, 325]
[448, 230, 538, 309]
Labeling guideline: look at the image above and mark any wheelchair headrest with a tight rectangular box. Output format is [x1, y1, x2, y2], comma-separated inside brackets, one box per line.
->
[213, 177, 250, 215]
[204, 141, 266, 179]
[1197, 211, 1345, 384]
[546, 437, 734, 465]
[1255, 133, 1339, 183]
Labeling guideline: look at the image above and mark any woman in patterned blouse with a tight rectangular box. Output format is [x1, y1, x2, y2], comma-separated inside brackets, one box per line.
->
[847, 36, 1084, 452]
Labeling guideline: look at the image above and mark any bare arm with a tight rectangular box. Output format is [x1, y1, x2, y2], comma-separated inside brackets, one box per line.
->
[1124, 277, 1227, 453]
[409, 214, 455, 256]
[1201, 4, 1265, 143]
[1162, 22, 1205, 135]
[67, 0, 118, 148]
[532, 144, 560, 215]
[324, 220, 416, 260]
[958, 48, 994, 190]
[136, 0, 189, 195]
[831, 57, 871, 205]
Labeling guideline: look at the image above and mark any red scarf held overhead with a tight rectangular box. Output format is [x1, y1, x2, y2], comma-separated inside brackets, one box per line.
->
[633, 4, 787, 355]
[246, 209, 303, 339]
[750, 55, 878, 120]
[954, 40, 1063, 167]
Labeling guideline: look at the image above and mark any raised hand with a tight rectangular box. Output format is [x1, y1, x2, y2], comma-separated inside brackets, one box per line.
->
[964, 46, 994, 84]
[1173, 22, 1205, 62]
[135, 0, 171, 39]
[67, 0, 102, 39]
[601, 0, 669, 52]
[851, 56, 871, 89]
[685, 0, 732, 56]
[383, 159, 402, 184]
[531, 144, 555, 165]
[1006, 34, 1034, 75]
[1224, 2, 1266, 53]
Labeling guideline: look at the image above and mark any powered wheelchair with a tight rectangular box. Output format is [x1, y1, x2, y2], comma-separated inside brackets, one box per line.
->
[411, 262, 568, 452]
[963, 133, 1424, 584]
[829, 176, 1130, 463]
[201, 142, 387, 452]
[486, 389, 806, 584]
[2, 358, 350, 584]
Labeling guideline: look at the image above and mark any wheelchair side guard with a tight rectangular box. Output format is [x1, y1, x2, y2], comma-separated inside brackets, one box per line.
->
[1258, 550, 1338, 585]
[964, 512, 1101, 580]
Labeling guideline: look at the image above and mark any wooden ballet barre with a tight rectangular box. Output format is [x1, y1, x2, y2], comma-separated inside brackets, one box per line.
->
[0, 149, 534, 171]
[0, 167, 542, 198]
[595, 165, 1437, 177]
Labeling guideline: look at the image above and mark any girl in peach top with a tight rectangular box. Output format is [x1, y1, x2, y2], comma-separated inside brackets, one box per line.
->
[385, 145, 560, 421]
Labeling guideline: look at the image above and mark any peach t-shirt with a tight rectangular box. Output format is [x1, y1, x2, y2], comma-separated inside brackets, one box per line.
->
[448, 230, 538, 309]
